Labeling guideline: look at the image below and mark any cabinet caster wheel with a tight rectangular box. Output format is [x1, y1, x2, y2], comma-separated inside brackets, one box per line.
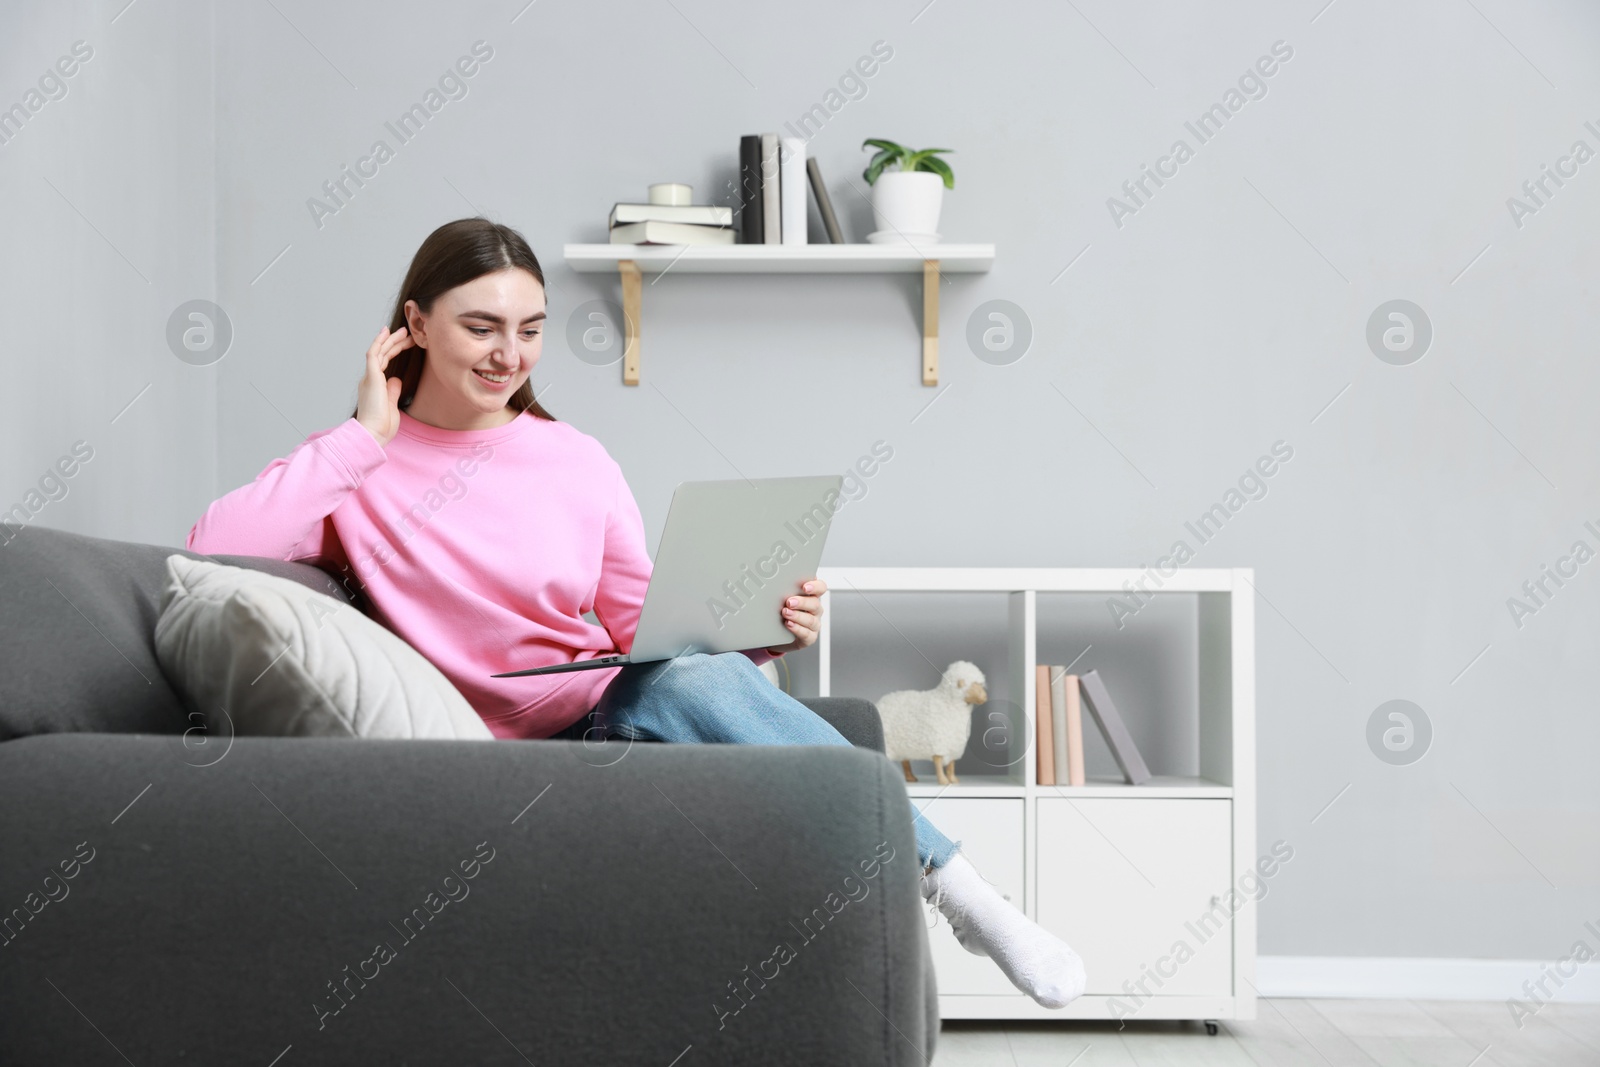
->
[1204, 1020, 1219, 1036]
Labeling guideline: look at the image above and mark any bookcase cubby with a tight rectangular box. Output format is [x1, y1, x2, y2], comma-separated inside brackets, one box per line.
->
[798, 566, 1257, 1023]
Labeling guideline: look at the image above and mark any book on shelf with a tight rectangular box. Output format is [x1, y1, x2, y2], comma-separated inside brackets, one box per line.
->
[1063, 670, 1086, 786]
[807, 157, 844, 243]
[739, 134, 763, 244]
[760, 133, 781, 244]
[609, 203, 733, 228]
[1034, 664, 1055, 786]
[608, 220, 735, 246]
[1078, 669, 1151, 785]
[1049, 666, 1069, 786]
[779, 137, 807, 245]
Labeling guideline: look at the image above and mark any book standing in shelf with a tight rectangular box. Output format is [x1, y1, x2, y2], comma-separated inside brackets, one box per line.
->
[1034, 664, 1055, 786]
[759, 133, 781, 244]
[807, 157, 844, 243]
[1063, 671, 1086, 786]
[1049, 666, 1069, 786]
[738, 134, 763, 244]
[779, 137, 807, 245]
[1078, 669, 1151, 785]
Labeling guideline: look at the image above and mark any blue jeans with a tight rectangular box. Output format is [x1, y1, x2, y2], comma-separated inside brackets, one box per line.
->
[558, 651, 960, 870]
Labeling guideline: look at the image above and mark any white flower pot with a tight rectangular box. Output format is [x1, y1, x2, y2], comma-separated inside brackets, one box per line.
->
[871, 171, 944, 239]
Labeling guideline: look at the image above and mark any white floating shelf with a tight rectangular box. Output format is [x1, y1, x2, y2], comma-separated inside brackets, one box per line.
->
[564, 242, 995, 274]
[562, 242, 996, 386]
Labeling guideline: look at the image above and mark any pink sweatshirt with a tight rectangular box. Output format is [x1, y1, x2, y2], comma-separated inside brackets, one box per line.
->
[186, 409, 776, 739]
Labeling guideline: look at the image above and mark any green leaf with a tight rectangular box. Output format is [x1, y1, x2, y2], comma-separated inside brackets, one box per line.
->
[916, 155, 955, 189]
[866, 148, 897, 171]
[863, 140, 956, 184]
[862, 147, 899, 185]
[862, 138, 914, 183]
[861, 138, 906, 155]
[903, 149, 952, 173]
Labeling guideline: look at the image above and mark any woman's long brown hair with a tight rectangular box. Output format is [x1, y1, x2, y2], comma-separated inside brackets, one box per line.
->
[352, 218, 556, 422]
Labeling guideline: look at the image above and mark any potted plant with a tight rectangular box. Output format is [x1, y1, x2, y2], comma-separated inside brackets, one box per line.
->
[861, 139, 954, 243]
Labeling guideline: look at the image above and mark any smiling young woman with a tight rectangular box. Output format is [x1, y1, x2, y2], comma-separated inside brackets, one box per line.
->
[347, 218, 555, 437]
[189, 217, 1085, 1009]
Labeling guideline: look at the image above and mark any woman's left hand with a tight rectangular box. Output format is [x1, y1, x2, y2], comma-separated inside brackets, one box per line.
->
[765, 577, 827, 656]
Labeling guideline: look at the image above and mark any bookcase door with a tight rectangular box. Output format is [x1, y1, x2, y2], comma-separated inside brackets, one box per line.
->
[911, 797, 1025, 996]
[1036, 798, 1233, 998]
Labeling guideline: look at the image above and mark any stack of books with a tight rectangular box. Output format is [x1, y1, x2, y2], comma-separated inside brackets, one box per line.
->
[608, 195, 734, 246]
[737, 133, 845, 245]
[1034, 666, 1151, 786]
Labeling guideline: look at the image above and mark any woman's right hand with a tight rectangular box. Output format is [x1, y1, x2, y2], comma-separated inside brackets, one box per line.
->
[356, 326, 414, 448]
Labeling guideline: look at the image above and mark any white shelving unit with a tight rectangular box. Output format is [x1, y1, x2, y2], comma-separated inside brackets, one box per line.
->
[813, 566, 1257, 1025]
[563, 243, 995, 386]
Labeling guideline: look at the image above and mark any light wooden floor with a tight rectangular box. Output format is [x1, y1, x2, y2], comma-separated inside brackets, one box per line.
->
[935, 999, 1600, 1065]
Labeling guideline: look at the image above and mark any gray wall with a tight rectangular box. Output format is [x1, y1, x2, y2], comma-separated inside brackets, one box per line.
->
[1, 1, 216, 543]
[5, 0, 1597, 962]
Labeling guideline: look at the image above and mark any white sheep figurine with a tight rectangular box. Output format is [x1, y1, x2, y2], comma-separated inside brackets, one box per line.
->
[874, 661, 988, 785]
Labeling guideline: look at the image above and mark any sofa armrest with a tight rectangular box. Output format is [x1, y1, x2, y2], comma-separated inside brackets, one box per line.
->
[0, 733, 935, 1065]
[797, 697, 884, 754]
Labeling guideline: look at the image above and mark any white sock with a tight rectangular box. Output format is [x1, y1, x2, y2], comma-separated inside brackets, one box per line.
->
[920, 853, 1087, 1009]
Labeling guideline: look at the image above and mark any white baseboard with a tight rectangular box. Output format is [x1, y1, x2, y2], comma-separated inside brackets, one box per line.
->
[1258, 956, 1600, 1002]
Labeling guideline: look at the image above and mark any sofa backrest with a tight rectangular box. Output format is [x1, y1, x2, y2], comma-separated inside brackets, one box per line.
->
[0, 525, 354, 741]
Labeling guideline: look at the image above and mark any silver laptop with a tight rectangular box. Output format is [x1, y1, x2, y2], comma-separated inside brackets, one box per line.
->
[491, 474, 842, 678]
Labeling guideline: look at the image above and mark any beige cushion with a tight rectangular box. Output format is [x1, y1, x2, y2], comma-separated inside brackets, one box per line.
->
[153, 555, 491, 739]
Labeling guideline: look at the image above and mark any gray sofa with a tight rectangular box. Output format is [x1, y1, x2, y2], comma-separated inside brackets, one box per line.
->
[0, 526, 938, 1065]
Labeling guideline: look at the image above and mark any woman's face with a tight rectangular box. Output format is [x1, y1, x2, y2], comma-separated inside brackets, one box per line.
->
[405, 267, 546, 420]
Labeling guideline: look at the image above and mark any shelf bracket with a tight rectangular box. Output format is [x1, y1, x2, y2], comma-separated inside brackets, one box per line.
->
[619, 259, 642, 386]
[923, 259, 940, 386]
